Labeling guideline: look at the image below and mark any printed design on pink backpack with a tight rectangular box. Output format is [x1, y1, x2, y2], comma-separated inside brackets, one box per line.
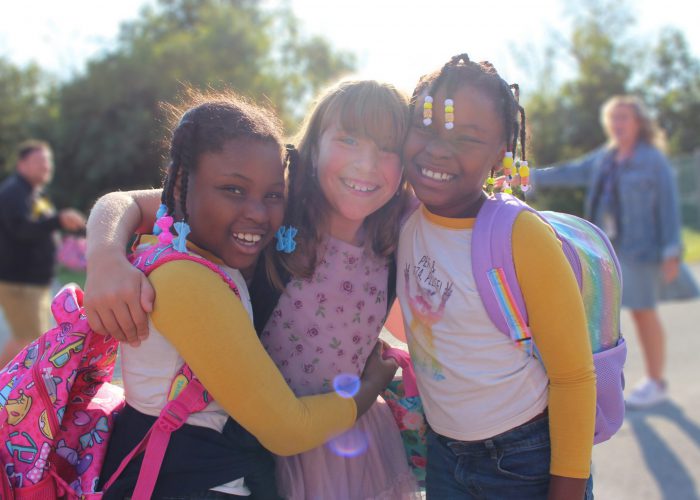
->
[1, 241, 240, 499]
[0, 285, 123, 498]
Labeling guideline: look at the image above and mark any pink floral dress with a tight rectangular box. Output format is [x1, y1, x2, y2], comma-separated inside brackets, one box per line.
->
[262, 237, 418, 499]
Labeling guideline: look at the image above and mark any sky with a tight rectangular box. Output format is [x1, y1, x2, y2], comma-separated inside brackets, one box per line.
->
[1, 0, 699, 94]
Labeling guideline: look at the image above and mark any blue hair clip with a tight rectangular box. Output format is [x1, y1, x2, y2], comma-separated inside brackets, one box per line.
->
[172, 220, 191, 253]
[152, 204, 168, 235]
[275, 225, 297, 254]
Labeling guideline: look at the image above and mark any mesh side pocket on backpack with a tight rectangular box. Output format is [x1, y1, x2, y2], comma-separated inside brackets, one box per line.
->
[592, 338, 627, 444]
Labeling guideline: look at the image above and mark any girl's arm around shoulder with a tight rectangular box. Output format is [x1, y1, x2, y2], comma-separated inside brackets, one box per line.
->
[148, 260, 359, 456]
[512, 211, 596, 482]
[84, 189, 164, 344]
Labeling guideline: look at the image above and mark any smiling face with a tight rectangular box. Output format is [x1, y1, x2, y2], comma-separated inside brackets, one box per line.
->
[315, 120, 402, 243]
[403, 85, 506, 218]
[182, 138, 285, 272]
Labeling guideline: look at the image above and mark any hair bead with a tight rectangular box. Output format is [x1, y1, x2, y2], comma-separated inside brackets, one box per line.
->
[444, 98, 454, 129]
[423, 96, 433, 126]
[519, 160, 530, 192]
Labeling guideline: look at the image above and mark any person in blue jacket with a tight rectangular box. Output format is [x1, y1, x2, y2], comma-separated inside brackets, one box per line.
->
[530, 95, 698, 409]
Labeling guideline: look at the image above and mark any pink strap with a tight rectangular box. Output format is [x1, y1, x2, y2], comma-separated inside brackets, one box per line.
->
[382, 347, 419, 397]
[101, 378, 208, 498]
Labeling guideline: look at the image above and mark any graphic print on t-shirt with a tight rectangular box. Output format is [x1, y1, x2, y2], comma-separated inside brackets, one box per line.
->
[403, 255, 453, 381]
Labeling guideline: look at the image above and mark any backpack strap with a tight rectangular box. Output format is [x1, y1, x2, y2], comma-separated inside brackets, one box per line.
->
[472, 194, 535, 355]
[101, 243, 241, 499]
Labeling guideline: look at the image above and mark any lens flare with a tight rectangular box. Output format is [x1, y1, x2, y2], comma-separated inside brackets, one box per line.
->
[333, 373, 360, 398]
[326, 428, 368, 458]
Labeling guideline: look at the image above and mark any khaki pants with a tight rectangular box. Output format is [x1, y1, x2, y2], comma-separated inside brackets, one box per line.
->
[0, 281, 52, 342]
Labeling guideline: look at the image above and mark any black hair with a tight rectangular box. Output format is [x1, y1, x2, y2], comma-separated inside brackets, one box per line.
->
[161, 91, 284, 221]
[409, 53, 526, 169]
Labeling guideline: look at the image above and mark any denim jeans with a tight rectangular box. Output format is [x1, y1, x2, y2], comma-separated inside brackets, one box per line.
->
[425, 416, 593, 499]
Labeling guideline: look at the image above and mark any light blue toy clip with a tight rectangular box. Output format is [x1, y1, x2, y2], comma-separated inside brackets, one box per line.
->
[152, 204, 168, 235]
[173, 221, 191, 253]
[275, 225, 298, 254]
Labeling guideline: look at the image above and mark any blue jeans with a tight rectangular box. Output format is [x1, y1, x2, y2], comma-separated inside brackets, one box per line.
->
[425, 416, 594, 499]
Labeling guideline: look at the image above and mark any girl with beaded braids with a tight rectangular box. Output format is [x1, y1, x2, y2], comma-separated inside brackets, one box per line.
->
[397, 54, 596, 499]
[90, 90, 399, 499]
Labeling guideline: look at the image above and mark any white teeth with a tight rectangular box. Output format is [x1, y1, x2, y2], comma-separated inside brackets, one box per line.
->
[234, 232, 262, 244]
[343, 179, 378, 192]
[421, 167, 454, 182]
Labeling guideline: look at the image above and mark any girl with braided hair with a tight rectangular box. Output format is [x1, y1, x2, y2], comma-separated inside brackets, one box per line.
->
[86, 82, 418, 499]
[397, 54, 595, 499]
[92, 90, 400, 499]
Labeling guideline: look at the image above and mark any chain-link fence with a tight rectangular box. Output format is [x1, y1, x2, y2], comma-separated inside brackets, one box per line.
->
[671, 150, 700, 229]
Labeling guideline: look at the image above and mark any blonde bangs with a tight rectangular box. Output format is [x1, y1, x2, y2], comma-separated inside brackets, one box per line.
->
[320, 81, 408, 153]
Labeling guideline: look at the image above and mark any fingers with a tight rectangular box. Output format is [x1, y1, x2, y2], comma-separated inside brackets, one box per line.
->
[112, 302, 142, 347]
[97, 309, 128, 344]
[140, 275, 155, 314]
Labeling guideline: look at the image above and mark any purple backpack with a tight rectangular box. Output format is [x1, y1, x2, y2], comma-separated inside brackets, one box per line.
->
[472, 193, 626, 444]
[0, 242, 240, 499]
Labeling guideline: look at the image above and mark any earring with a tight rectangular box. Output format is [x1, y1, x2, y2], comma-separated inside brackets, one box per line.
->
[444, 99, 454, 130]
[519, 160, 530, 192]
[423, 96, 433, 126]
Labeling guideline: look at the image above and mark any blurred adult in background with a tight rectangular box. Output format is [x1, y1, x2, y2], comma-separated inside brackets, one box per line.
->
[530, 95, 699, 409]
[0, 140, 86, 366]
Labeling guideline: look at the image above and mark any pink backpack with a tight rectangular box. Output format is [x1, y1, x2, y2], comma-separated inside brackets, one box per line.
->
[0, 242, 240, 499]
[472, 193, 627, 444]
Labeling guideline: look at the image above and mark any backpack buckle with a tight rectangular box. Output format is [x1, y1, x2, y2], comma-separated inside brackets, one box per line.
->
[157, 400, 189, 432]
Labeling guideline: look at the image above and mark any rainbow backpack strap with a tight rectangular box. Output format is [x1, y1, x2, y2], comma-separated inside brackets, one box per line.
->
[472, 193, 534, 354]
[472, 193, 627, 445]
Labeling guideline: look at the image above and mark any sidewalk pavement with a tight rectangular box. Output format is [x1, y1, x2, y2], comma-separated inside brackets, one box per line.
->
[1, 265, 699, 499]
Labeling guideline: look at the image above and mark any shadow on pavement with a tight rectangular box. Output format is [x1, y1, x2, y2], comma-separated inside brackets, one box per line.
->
[626, 401, 700, 500]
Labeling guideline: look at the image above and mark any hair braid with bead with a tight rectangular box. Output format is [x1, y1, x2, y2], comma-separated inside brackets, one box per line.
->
[410, 54, 525, 165]
[160, 90, 285, 224]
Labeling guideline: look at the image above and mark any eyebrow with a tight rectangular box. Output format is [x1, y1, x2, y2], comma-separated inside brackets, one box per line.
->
[454, 123, 485, 133]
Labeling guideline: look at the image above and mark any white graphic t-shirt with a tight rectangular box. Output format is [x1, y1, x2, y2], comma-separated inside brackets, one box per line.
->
[397, 206, 548, 441]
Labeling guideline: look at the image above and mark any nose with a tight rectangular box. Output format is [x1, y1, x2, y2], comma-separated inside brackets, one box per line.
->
[354, 143, 380, 171]
[424, 136, 451, 159]
[243, 198, 269, 225]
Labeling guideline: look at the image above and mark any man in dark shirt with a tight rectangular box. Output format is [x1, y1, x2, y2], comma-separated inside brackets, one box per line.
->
[0, 140, 86, 365]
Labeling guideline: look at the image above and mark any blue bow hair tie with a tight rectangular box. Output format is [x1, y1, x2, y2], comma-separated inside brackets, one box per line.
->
[275, 226, 298, 254]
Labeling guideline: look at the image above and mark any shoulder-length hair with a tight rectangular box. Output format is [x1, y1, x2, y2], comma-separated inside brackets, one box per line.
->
[271, 79, 410, 287]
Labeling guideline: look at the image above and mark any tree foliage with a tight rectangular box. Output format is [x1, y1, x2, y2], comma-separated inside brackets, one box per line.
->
[2, 0, 354, 210]
[0, 59, 55, 174]
[523, 0, 700, 215]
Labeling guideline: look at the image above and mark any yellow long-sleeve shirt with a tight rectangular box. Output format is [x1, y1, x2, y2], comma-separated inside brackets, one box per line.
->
[146, 248, 356, 457]
[398, 207, 596, 478]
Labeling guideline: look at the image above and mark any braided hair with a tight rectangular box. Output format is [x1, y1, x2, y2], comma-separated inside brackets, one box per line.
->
[161, 90, 284, 223]
[409, 54, 527, 165]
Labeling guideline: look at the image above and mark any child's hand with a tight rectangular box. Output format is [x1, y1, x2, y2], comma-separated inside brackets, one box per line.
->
[353, 341, 399, 417]
[365, 340, 400, 388]
[84, 252, 154, 346]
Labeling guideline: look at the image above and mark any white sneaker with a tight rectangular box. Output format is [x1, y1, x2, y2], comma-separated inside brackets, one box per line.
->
[625, 378, 668, 409]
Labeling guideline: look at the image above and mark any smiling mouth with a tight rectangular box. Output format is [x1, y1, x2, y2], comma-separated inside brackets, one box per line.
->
[233, 232, 263, 246]
[341, 178, 379, 193]
[420, 167, 455, 182]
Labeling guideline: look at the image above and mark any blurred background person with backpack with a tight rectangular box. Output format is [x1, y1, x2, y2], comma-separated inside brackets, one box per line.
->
[0, 139, 86, 366]
[530, 95, 700, 409]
